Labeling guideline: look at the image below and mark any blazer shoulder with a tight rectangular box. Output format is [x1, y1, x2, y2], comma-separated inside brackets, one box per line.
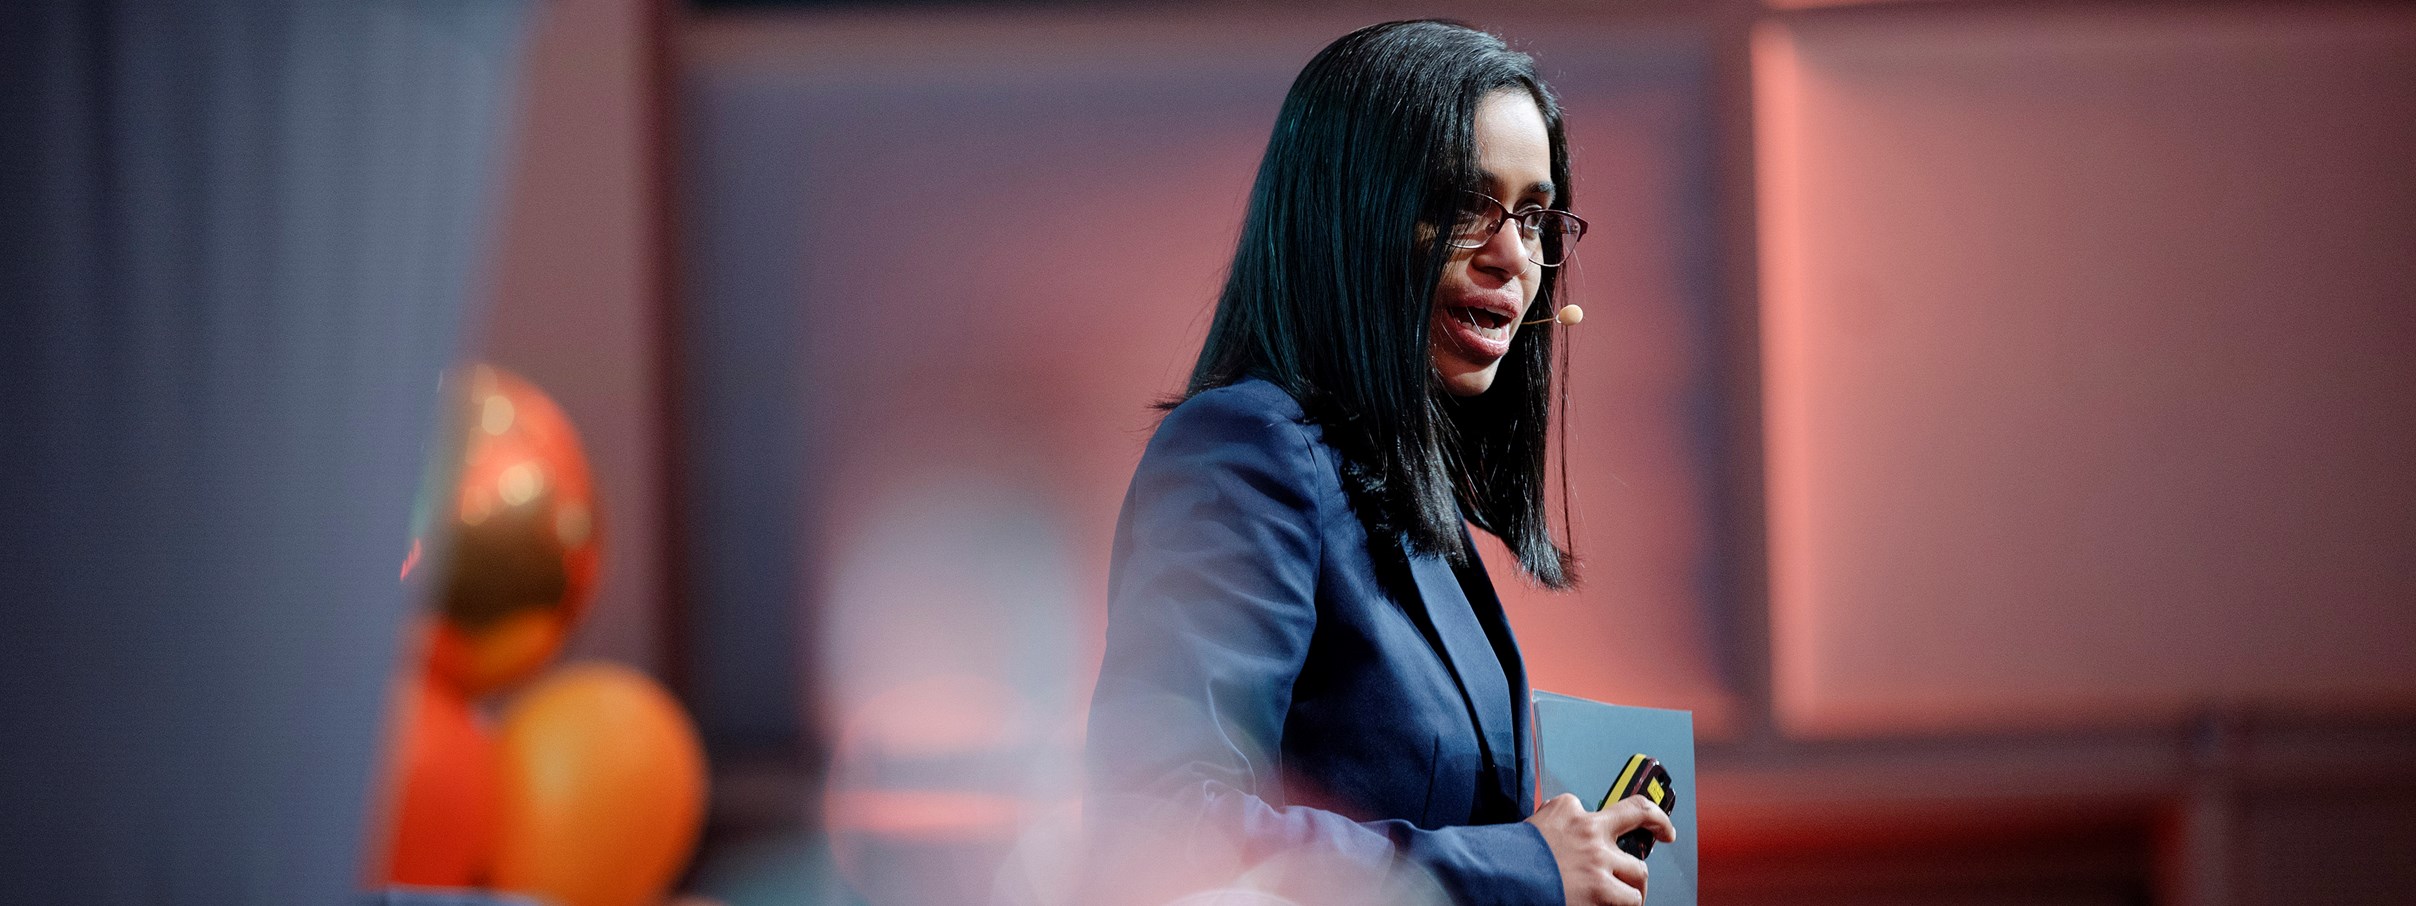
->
[1162, 377, 1307, 426]
[1150, 378, 1318, 456]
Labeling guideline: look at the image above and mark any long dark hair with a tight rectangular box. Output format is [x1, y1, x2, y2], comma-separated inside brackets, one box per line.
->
[1174, 19, 1576, 588]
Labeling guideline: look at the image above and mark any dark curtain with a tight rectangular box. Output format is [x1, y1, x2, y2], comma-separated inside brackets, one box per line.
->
[0, 2, 530, 902]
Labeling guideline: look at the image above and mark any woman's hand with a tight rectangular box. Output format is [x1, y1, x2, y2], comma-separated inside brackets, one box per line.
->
[1525, 792, 1677, 906]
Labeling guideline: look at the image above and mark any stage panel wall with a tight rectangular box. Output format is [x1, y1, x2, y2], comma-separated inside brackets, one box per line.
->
[1755, 6, 2416, 736]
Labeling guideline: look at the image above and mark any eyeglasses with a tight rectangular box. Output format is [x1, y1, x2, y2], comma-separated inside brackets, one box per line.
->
[1445, 192, 1588, 267]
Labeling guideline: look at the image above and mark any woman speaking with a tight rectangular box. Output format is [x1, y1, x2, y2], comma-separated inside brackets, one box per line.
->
[1083, 19, 1674, 906]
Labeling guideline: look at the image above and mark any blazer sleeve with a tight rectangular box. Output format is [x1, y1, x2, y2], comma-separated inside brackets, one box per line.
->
[1084, 389, 1562, 906]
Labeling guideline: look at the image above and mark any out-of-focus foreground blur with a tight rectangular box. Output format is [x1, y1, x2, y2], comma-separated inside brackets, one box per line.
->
[2, 1, 2411, 905]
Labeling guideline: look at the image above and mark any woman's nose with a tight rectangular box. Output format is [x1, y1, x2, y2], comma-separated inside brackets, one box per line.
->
[1471, 217, 1532, 278]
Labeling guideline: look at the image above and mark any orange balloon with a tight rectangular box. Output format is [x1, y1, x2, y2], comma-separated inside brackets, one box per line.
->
[423, 610, 570, 702]
[378, 672, 501, 887]
[490, 663, 707, 906]
[410, 364, 604, 697]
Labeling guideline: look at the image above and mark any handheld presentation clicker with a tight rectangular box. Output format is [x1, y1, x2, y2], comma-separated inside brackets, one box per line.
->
[1600, 753, 1679, 860]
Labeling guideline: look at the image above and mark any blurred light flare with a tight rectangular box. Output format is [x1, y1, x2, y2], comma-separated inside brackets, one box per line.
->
[498, 462, 542, 506]
[483, 394, 517, 436]
[816, 475, 1087, 904]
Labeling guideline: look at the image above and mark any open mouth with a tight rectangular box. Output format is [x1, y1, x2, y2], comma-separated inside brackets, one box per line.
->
[1453, 304, 1513, 340]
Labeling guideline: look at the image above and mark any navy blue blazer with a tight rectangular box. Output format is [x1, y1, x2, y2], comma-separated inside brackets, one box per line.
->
[1085, 379, 1560, 905]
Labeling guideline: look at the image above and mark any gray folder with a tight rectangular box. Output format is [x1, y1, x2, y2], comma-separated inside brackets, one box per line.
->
[1532, 691, 1697, 906]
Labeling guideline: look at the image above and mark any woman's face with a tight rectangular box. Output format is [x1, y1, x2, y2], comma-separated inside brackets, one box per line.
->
[1429, 89, 1554, 398]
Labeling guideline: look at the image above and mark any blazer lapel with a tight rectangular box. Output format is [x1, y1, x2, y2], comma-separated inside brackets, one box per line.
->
[1449, 525, 1535, 814]
[1405, 545, 1518, 809]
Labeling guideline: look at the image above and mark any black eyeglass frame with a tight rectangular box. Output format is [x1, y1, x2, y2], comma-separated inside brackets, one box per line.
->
[1445, 191, 1589, 267]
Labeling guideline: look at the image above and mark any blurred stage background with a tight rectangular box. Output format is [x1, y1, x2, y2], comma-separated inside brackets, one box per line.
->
[4, 1, 2412, 905]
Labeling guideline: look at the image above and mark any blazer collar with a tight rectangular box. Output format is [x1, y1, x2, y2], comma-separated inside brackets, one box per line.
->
[1403, 532, 1531, 814]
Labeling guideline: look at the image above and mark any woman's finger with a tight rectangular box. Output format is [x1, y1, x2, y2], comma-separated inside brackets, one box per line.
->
[1607, 793, 1678, 843]
[1607, 849, 1649, 895]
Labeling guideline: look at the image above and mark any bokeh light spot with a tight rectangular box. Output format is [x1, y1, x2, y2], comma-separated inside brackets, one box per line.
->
[482, 394, 516, 436]
[498, 462, 543, 507]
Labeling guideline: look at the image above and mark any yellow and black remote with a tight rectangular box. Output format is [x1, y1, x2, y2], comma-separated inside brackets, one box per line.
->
[1599, 753, 1678, 860]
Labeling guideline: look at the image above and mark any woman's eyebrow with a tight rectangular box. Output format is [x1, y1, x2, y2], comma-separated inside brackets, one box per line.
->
[1475, 173, 1556, 204]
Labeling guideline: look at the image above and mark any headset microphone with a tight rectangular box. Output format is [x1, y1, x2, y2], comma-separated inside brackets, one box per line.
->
[1521, 304, 1583, 327]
